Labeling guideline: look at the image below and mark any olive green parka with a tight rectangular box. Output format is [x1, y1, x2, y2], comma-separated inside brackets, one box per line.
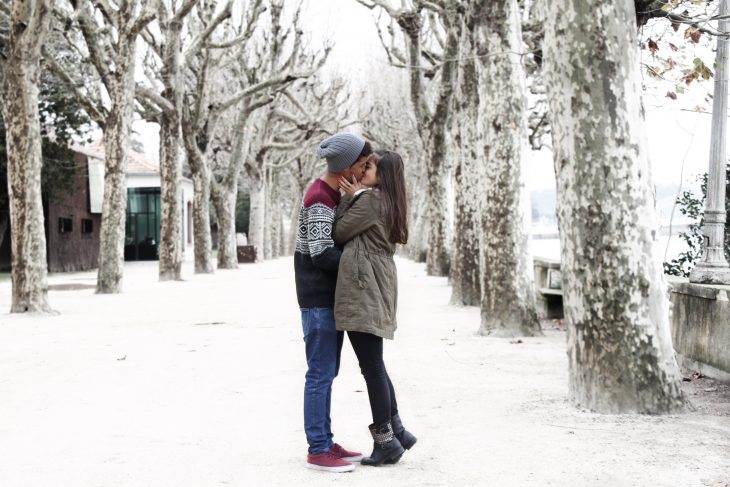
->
[333, 189, 398, 339]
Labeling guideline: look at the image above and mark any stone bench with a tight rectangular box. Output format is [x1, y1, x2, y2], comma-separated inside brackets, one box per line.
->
[236, 245, 257, 263]
[534, 257, 563, 319]
[667, 277, 730, 382]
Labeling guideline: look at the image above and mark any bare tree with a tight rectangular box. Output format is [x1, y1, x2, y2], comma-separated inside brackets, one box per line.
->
[180, 0, 324, 270]
[209, 1, 329, 266]
[0, 0, 54, 312]
[449, 10, 480, 306]
[180, 0, 267, 272]
[136, 0, 232, 281]
[46, 0, 158, 293]
[475, 0, 541, 336]
[542, 0, 685, 413]
[357, 0, 461, 276]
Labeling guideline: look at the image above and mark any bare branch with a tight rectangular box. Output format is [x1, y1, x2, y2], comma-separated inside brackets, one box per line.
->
[128, 0, 159, 39]
[173, 0, 199, 23]
[263, 141, 304, 151]
[184, 0, 233, 63]
[355, 0, 399, 18]
[42, 46, 107, 127]
[417, 0, 444, 14]
[135, 96, 163, 121]
[206, 33, 247, 49]
[91, 0, 118, 30]
[215, 71, 311, 114]
[136, 84, 175, 113]
[141, 25, 163, 58]
[73, 3, 114, 92]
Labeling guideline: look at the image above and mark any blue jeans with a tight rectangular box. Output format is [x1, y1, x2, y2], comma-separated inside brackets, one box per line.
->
[301, 308, 344, 453]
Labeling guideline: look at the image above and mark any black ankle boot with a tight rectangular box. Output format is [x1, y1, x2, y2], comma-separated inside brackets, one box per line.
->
[391, 413, 417, 450]
[361, 422, 404, 466]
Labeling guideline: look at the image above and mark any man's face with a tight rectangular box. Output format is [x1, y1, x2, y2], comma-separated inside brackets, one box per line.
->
[344, 156, 369, 182]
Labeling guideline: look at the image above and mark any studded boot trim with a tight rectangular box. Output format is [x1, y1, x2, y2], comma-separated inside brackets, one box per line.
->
[369, 422, 395, 445]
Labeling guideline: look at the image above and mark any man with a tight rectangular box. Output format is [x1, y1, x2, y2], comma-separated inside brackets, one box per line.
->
[294, 132, 372, 472]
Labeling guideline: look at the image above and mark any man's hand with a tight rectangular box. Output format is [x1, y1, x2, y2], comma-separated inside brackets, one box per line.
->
[339, 174, 364, 195]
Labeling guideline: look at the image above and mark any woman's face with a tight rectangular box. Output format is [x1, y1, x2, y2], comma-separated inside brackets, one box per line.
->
[360, 157, 379, 187]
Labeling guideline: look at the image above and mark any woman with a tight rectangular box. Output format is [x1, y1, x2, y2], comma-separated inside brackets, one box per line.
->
[333, 150, 417, 466]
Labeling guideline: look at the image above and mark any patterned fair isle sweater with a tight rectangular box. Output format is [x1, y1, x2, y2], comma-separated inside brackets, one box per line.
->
[294, 178, 343, 308]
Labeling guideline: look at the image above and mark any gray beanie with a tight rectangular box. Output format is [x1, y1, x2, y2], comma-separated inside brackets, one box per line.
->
[318, 132, 366, 173]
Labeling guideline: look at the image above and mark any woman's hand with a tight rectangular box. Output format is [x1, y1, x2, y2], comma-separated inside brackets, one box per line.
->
[339, 174, 363, 195]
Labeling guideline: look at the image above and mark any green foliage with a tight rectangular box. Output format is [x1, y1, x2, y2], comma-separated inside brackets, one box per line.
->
[663, 164, 730, 276]
[0, 70, 92, 209]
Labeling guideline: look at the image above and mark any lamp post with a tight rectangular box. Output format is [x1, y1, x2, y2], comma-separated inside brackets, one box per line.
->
[690, 0, 730, 285]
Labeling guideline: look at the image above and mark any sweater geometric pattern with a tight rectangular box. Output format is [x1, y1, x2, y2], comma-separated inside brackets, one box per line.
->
[295, 203, 335, 257]
[293, 178, 342, 309]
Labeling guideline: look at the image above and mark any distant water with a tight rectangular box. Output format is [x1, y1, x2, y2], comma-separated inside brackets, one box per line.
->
[529, 234, 690, 262]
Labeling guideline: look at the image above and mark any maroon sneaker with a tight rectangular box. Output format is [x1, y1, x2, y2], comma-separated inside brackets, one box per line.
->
[306, 451, 355, 473]
[330, 443, 365, 462]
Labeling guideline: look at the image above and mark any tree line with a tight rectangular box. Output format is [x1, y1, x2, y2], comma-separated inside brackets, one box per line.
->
[0, 0, 722, 414]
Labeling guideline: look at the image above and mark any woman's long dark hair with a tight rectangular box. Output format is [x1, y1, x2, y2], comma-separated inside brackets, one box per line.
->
[374, 150, 408, 245]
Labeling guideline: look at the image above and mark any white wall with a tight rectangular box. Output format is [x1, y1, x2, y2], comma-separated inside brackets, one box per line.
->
[126, 174, 196, 262]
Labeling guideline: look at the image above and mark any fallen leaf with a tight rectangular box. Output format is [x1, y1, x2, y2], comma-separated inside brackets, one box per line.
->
[666, 91, 677, 100]
[648, 38, 659, 54]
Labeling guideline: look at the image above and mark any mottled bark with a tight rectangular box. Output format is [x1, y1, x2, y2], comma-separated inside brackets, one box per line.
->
[0, 0, 54, 313]
[450, 13, 481, 307]
[192, 168, 214, 273]
[267, 178, 282, 259]
[543, 0, 685, 412]
[476, 0, 541, 336]
[158, 113, 183, 281]
[248, 180, 266, 260]
[157, 17, 186, 282]
[406, 174, 428, 262]
[211, 182, 237, 269]
[372, 4, 459, 275]
[423, 10, 460, 277]
[72, 1, 159, 294]
[182, 122, 214, 274]
[96, 43, 137, 294]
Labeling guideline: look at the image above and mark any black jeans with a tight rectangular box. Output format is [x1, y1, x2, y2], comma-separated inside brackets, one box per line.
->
[347, 331, 399, 426]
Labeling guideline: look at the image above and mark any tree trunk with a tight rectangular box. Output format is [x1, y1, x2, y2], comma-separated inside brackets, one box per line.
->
[192, 167, 214, 273]
[396, 8, 458, 275]
[406, 182, 428, 262]
[248, 180, 266, 261]
[424, 11, 460, 277]
[96, 45, 137, 294]
[0, 3, 54, 312]
[158, 113, 183, 281]
[450, 15, 482, 307]
[212, 182, 238, 269]
[425, 144, 451, 276]
[157, 20, 185, 282]
[263, 170, 275, 260]
[268, 179, 282, 259]
[543, 0, 685, 412]
[476, 0, 541, 336]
